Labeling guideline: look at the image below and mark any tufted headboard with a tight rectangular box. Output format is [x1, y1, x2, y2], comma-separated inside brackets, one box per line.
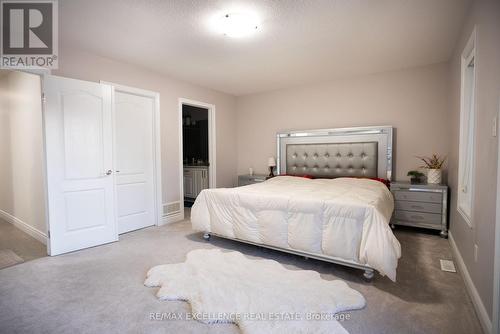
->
[276, 126, 393, 180]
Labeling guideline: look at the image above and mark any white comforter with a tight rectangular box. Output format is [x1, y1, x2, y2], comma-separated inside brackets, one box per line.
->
[191, 176, 401, 281]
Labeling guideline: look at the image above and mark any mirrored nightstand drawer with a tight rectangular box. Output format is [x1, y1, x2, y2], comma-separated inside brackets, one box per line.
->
[394, 191, 442, 203]
[395, 201, 442, 214]
[394, 210, 442, 225]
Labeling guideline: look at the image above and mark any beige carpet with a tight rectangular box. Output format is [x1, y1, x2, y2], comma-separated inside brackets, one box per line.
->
[0, 217, 483, 334]
[0, 218, 46, 262]
[0, 249, 24, 269]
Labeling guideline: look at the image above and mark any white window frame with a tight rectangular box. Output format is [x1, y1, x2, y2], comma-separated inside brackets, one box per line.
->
[494, 94, 500, 334]
[457, 28, 477, 227]
[492, 98, 500, 333]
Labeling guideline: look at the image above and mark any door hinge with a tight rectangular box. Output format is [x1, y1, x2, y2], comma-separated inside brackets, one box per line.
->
[47, 230, 50, 238]
[41, 93, 46, 103]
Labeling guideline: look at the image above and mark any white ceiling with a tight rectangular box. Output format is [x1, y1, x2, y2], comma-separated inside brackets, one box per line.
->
[59, 0, 471, 96]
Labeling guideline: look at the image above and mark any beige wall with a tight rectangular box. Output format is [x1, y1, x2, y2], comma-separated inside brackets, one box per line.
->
[0, 72, 13, 215]
[448, 0, 500, 322]
[236, 63, 450, 181]
[0, 70, 46, 235]
[1, 8, 497, 324]
[54, 47, 238, 207]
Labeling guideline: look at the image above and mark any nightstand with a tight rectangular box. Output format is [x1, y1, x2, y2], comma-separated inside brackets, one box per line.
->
[390, 181, 449, 238]
[238, 174, 268, 186]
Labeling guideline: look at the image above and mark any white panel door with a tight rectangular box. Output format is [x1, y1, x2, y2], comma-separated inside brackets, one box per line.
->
[44, 75, 117, 255]
[114, 90, 155, 234]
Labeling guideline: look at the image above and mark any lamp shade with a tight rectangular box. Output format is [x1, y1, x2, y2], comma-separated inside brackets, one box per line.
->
[268, 157, 276, 167]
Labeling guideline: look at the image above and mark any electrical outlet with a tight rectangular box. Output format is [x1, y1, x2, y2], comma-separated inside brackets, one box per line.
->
[474, 244, 479, 262]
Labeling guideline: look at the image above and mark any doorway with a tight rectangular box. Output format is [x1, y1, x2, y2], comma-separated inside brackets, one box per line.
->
[179, 99, 216, 219]
[0, 69, 48, 268]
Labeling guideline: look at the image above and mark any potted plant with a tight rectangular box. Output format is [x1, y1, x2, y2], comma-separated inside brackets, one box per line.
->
[417, 154, 447, 184]
[407, 170, 425, 184]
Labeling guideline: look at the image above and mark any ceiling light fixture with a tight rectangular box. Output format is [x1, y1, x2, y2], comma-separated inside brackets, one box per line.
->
[216, 12, 259, 38]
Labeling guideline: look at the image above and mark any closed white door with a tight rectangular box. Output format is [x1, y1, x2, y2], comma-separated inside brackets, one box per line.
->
[44, 75, 117, 256]
[114, 90, 155, 234]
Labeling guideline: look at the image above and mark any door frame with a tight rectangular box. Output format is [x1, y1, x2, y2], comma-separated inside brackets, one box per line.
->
[13, 70, 52, 254]
[178, 98, 216, 213]
[102, 81, 163, 228]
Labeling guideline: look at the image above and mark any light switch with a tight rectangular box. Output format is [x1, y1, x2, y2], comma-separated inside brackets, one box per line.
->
[493, 116, 498, 137]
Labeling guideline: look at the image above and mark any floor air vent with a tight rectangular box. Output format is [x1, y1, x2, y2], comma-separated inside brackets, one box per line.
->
[440, 259, 456, 273]
[164, 202, 181, 216]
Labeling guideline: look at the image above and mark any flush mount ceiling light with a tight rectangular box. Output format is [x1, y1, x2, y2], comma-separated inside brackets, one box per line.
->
[215, 12, 259, 38]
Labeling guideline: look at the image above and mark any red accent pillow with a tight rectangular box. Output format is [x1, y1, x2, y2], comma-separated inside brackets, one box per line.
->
[361, 177, 391, 189]
[368, 177, 391, 188]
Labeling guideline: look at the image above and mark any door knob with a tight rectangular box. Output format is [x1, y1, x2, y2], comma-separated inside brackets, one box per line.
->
[105, 170, 113, 175]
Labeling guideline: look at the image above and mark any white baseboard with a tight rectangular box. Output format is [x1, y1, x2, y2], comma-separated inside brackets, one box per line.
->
[449, 232, 492, 334]
[0, 209, 47, 245]
[160, 211, 185, 225]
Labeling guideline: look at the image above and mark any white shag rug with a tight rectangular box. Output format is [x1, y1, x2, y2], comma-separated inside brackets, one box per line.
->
[145, 249, 365, 334]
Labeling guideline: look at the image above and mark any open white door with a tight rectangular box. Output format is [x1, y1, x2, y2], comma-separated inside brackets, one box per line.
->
[44, 75, 117, 255]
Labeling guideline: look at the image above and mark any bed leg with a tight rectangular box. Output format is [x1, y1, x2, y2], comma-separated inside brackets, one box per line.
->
[203, 233, 211, 241]
[363, 269, 374, 281]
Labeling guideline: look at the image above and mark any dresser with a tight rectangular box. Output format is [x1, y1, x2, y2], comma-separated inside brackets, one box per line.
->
[390, 182, 449, 238]
[238, 174, 268, 186]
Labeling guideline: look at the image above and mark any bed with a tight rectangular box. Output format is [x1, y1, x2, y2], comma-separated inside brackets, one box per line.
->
[191, 126, 401, 281]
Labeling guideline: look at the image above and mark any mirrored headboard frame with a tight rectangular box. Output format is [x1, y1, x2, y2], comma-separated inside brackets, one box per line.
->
[276, 126, 393, 180]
